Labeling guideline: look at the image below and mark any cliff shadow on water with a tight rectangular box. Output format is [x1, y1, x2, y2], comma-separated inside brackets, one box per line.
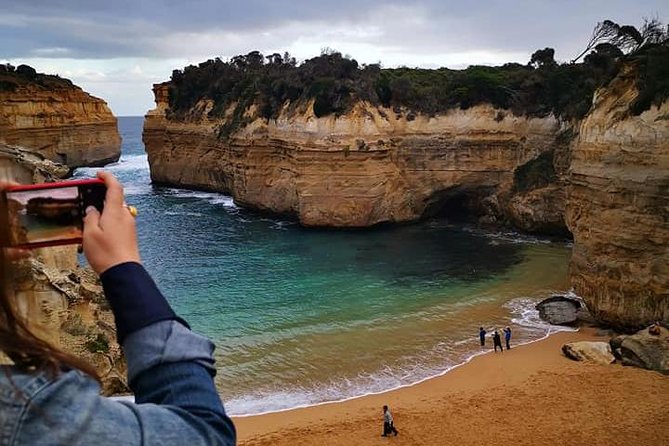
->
[283, 218, 527, 286]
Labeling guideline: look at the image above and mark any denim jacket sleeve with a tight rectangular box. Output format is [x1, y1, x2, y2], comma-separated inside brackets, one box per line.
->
[2, 262, 236, 446]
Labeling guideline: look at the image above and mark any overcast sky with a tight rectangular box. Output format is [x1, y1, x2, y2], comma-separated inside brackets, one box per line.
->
[1, 1, 666, 115]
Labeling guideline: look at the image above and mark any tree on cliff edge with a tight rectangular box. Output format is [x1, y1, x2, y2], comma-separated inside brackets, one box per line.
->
[572, 18, 668, 63]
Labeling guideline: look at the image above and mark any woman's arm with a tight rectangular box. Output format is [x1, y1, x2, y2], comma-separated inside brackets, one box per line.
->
[82, 171, 236, 443]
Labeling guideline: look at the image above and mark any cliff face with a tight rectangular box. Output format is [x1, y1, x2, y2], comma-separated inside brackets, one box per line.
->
[144, 85, 565, 229]
[1, 144, 127, 394]
[566, 67, 669, 330]
[0, 83, 121, 168]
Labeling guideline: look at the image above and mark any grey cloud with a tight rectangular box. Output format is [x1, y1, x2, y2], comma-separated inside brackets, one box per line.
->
[1, 0, 667, 62]
[1, 1, 374, 58]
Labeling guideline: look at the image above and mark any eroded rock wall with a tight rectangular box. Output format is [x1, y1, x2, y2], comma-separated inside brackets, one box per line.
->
[1, 145, 127, 394]
[566, 67, 669, 330]
[144, 85, 564, 228]
[0, 84, 121, 168]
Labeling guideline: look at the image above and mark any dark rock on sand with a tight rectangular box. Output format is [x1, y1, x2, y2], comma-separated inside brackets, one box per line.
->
[610, 325, 669, 375]
[536, 295, 582, 325]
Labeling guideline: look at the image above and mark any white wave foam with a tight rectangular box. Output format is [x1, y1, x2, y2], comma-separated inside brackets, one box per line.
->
[227, 330, 542, 417]
[164, 211, 204, 217]
[74, 154, 149, 177]
[460, 226, 560, 246]
[108, 154, 149, 172]
[165, 189, 239, 210]
[226, 362, 449, 416]
[227, 306, 580, 417]
[113, 296, 580, 417]
[123, 183, 153, 197]
[505, 296, 578, 333]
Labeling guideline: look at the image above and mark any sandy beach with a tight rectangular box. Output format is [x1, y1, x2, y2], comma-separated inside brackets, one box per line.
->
[234, 328, 669, 446]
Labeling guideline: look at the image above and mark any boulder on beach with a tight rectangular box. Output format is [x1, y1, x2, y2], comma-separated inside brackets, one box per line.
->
[610, 325, 669, 375]
[536, 295, 582, 325]
[562, 341, 615, 365]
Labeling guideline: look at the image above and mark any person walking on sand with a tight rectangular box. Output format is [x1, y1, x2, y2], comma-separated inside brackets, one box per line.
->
[493, 330, 503, 352]
[382, 405, 399, 436]
[479, 327, 487, 346]
[504, 326, 512, 350]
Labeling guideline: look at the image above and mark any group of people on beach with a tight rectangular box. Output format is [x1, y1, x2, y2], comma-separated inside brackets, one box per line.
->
[380, 326, 515, 438]
[479, 326, 512, 351]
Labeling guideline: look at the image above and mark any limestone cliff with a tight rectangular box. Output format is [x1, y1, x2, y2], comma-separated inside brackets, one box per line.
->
[0, 71, 121, 168]
[144, 84, 567, 230]
[566, 66, 669, 330]
[1, 144, 127, 394]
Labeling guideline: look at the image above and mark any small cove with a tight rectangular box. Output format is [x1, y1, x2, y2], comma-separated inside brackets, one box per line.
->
[75, 116, 572, 415]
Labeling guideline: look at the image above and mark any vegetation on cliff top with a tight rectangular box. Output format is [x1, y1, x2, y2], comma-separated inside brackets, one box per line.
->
[0, 63, 77, 92]
[165, 18, 668, 137]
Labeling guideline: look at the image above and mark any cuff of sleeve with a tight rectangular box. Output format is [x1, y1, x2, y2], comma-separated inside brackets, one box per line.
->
[123, 320, 217, 384]
[100, 262, 187, 343]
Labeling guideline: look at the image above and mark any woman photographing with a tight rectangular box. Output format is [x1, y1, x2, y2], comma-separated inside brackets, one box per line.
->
[0, 171, 236, 445]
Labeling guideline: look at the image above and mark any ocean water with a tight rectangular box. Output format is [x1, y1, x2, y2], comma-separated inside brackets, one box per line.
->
[75, 116, 574, 416]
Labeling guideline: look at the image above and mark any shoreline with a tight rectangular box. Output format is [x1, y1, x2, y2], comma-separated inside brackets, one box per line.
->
[233, 327, 669, 445]
[232, 325, 577, 418]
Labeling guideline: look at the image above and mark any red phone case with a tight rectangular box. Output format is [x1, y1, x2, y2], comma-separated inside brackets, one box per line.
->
[1, 178, 106, 249]
[4, 178, 105, 193]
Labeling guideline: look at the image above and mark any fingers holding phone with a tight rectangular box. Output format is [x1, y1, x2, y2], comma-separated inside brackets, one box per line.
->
[1, 172, 140, 274]
[82, 171, 140, 275]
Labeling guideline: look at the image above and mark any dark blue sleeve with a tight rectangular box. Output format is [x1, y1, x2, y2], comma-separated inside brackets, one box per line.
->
[132, 361, 236, 445]
[100, 262, 237, 444]
[100, 261, 187, 343]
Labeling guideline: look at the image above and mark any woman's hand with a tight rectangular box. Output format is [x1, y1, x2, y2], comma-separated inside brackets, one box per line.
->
[83, 171, 141, 274]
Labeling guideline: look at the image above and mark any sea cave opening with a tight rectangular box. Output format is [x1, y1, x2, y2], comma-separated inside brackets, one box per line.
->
[421, 186, 496, 224]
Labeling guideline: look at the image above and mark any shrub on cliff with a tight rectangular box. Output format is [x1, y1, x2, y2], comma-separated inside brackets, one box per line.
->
[165, 19, 667, 137]
[513, 151, 557, 192]
[628, 43, 669, 115]
[571, 17, 669, 116]
[167, 50, 607, 136]
[0, 63, 75, 91]
[16, 64, 37, 79]
[84, 332, 110, 354]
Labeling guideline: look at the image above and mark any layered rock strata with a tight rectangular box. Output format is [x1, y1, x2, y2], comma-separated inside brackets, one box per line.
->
[566, 67, 669, 330]
[1, 145, 127, 394]
[144, 84, 565, 229]
[0, 83, 121, 168]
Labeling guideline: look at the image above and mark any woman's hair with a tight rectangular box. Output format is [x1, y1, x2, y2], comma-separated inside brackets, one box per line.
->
[0, 248, 100, 380]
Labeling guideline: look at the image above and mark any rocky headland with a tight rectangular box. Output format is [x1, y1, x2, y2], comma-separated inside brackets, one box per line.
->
[145, 90, 568, 231]
[0, 67, 125, 392]
[566, 65, 669, 331]
[143, 36, 668, 331]
[0, 65, 121, 169]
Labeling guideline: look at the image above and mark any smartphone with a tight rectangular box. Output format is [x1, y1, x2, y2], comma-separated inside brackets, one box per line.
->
[0, 179, 106, 249]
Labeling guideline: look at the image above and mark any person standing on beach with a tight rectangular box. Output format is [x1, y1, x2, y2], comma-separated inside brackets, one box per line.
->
[493, 330, 503, 352]
[479, 327, 487, 346]
[504, 327, 512, 350]
[382, 405, 399, 436]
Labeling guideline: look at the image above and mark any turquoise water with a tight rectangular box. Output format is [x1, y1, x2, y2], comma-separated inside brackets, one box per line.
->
[76, 116, 573, 415]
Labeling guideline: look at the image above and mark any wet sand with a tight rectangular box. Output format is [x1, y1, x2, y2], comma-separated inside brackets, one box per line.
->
[234, 328, 669, 446]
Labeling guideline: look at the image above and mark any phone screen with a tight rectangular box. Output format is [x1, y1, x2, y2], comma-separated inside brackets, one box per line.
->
[5, 186, 84, 246]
